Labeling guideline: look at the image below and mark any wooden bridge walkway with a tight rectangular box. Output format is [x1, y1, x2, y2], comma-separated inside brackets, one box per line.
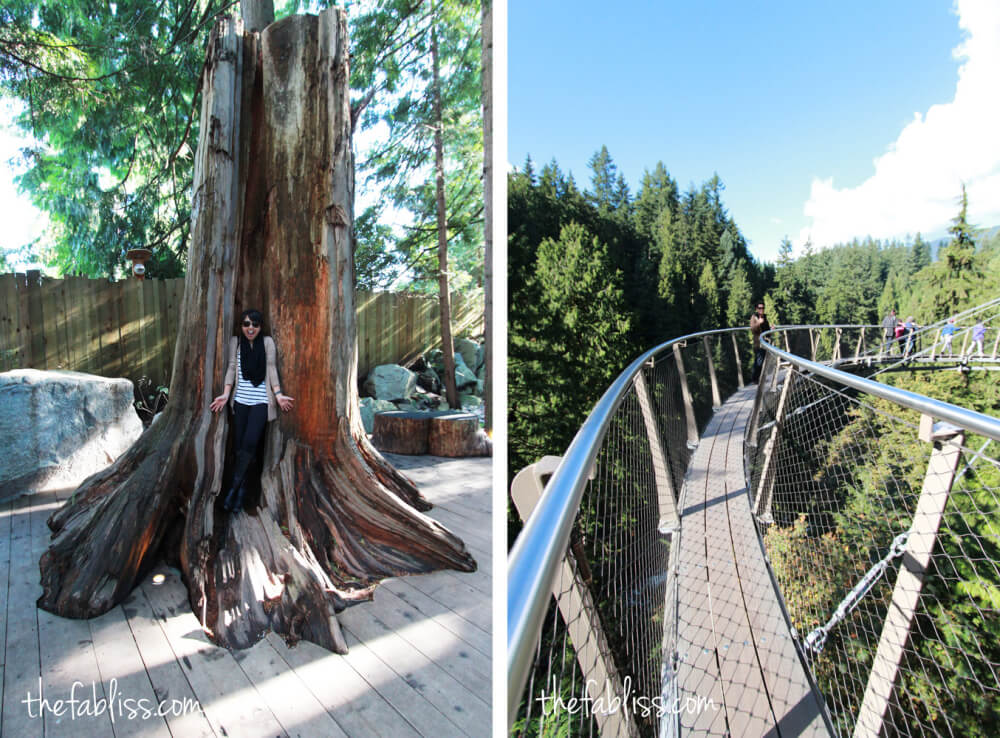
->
[0, 453, 490, 738]
[672, 384, 830, 737]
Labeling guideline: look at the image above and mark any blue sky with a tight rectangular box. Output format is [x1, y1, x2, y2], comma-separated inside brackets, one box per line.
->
[509, 0, 1000, 263]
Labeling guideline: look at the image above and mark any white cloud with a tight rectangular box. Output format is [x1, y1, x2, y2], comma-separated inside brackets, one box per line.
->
[799, 0, 1000, 248]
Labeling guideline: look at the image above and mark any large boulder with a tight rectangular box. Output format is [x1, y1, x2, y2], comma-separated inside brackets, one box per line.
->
[454, 353, 478, 390]
[362, 364, 417, 402]
[0, 369, 143, 501]
[454, 337, 479, 373]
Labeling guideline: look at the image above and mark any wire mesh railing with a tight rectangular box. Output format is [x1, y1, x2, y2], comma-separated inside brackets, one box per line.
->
[750, 327, 1000, 737]
[508, 328, 753, 737]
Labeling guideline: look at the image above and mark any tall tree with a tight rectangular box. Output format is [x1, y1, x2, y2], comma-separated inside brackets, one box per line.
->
[37, 9, 474, 652]
[587, 145, 618, 212]
[430, 19, 459, 408]
[481, 0, 492, 431]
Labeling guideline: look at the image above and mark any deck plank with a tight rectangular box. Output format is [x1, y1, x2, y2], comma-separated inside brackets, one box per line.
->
[1, 455, 490, 738]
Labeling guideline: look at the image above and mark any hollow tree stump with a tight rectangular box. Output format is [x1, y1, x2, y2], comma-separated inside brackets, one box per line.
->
[35, 9, 475, 654]
[429, 413, 492, 457]
[372, 411, 431, 455]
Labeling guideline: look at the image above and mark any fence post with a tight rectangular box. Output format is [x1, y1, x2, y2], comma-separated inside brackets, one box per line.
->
[510, 457, 638, 738]
[853, 418, 965, 738]
[930, 328, 940, 361]
[752, 367, 796, 523]
[731, 332, 744, 388]
[833, 328, 842, 362]
[702, 335, 721, 408]
[672, 342, 699, 447]
[809, 327, 817, 361]
[991, 328, 999, 360]
[634, 368, 679, 534]
[854, 327, 864, 362]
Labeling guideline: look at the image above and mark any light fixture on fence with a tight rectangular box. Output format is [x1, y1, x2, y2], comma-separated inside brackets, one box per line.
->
[126, 248, 152, 280]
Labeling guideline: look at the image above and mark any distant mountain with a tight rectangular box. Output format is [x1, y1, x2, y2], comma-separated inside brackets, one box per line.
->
[928, 224, 1000, 261]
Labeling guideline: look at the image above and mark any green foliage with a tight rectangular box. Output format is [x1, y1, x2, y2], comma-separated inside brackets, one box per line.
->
[2, 0, 484, 293]
[1, 0, 235, 278]
[766, 369, 1000, 735]
[348, 0, 483, 293]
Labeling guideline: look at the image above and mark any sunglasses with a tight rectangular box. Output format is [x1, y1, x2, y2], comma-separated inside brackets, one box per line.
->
[242, 320, 261, 328]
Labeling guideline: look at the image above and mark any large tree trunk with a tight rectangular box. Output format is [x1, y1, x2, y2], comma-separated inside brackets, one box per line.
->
[37, 10, 475, 654]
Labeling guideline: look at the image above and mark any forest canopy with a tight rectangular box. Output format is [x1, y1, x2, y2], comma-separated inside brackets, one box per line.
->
[509, 148, 1000, 478]
[0, 0, 483, 293]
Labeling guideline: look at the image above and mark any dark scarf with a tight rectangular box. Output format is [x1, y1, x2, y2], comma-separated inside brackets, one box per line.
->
[239, 334, 266, 386]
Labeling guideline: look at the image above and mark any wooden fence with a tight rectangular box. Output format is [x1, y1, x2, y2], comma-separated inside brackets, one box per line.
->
[0, 272, 483, 388]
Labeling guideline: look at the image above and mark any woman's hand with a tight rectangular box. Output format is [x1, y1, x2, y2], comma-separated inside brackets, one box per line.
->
[277, 394, 295, 413]
[209, 393, 229, 412]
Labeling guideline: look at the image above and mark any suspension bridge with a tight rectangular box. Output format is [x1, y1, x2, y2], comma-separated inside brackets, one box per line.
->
[509, 299, 1000, 737]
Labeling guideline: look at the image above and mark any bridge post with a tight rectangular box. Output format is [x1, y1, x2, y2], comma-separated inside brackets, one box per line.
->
[833, 328, 842, 362]
[854, 327, 864, 362]
[854, 418, 965, 738]
[702, 335, 722, 408]
[510, 457, 639, 738]
[634, 369, 680, 534]
[731, 332, 744, 388]
[752, 367, 796, 523]
[930, 328, 940, 360]
[992, 328, 999, 359]
[672, 343, 699, 447]
[809, 327, 817, 361]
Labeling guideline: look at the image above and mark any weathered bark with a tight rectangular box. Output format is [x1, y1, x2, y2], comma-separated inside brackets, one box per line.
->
[37, 10, 475, 654]
[482, 0, 493, 434]
[240, 0, 274, 33]
[431, 25, 460, 410]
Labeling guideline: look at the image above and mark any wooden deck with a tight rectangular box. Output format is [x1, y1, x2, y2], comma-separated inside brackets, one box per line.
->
[671, 385, 830, 737]
[0, 453, 491, 737]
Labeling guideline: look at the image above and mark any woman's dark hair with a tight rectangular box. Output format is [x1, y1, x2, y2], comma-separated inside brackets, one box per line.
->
[237, 308, 267, 386]
[240, 308, 265, 328]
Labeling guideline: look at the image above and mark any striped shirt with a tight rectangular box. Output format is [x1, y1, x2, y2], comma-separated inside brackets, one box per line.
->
[233, 349, 269, 406]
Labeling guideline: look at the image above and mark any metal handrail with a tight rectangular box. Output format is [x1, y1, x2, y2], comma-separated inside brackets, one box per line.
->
[762, 329, 1000, 442]
[506, 326, 748, 726]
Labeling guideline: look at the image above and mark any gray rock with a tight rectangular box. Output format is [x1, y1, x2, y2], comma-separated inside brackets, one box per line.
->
[454, 353, 478, 390]
[359, 397, 397, 434]
[362, 364, 417, 401]
[0, 369, 143, 501]
[454, 337, 479, 373]
[459, 394, 483, 408]
[475, 343, 485, 373]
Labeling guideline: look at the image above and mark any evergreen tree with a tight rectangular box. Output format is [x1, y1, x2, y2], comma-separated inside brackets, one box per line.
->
[587, 145, 618, 212]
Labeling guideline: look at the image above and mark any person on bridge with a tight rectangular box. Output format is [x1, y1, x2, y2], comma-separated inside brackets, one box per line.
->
[750, 301, 769, 382]
[903, 316, 917, 357]
[881, 309, 899, 355]
[970, 319, 986, 357]
[940, 317, 958, 356]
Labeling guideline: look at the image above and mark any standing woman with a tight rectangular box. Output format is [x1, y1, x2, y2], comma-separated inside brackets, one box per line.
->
[209, 309, 295, 512]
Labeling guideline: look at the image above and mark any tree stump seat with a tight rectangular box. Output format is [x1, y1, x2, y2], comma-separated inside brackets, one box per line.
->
[372, 411, 491, 457]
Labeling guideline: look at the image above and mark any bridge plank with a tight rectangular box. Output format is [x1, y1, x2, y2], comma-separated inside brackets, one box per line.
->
[671, 386, 832, 737]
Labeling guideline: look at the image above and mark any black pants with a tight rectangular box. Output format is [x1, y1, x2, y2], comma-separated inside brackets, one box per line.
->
[752, 348, 766, 382]
[233, 401, 268, 454]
